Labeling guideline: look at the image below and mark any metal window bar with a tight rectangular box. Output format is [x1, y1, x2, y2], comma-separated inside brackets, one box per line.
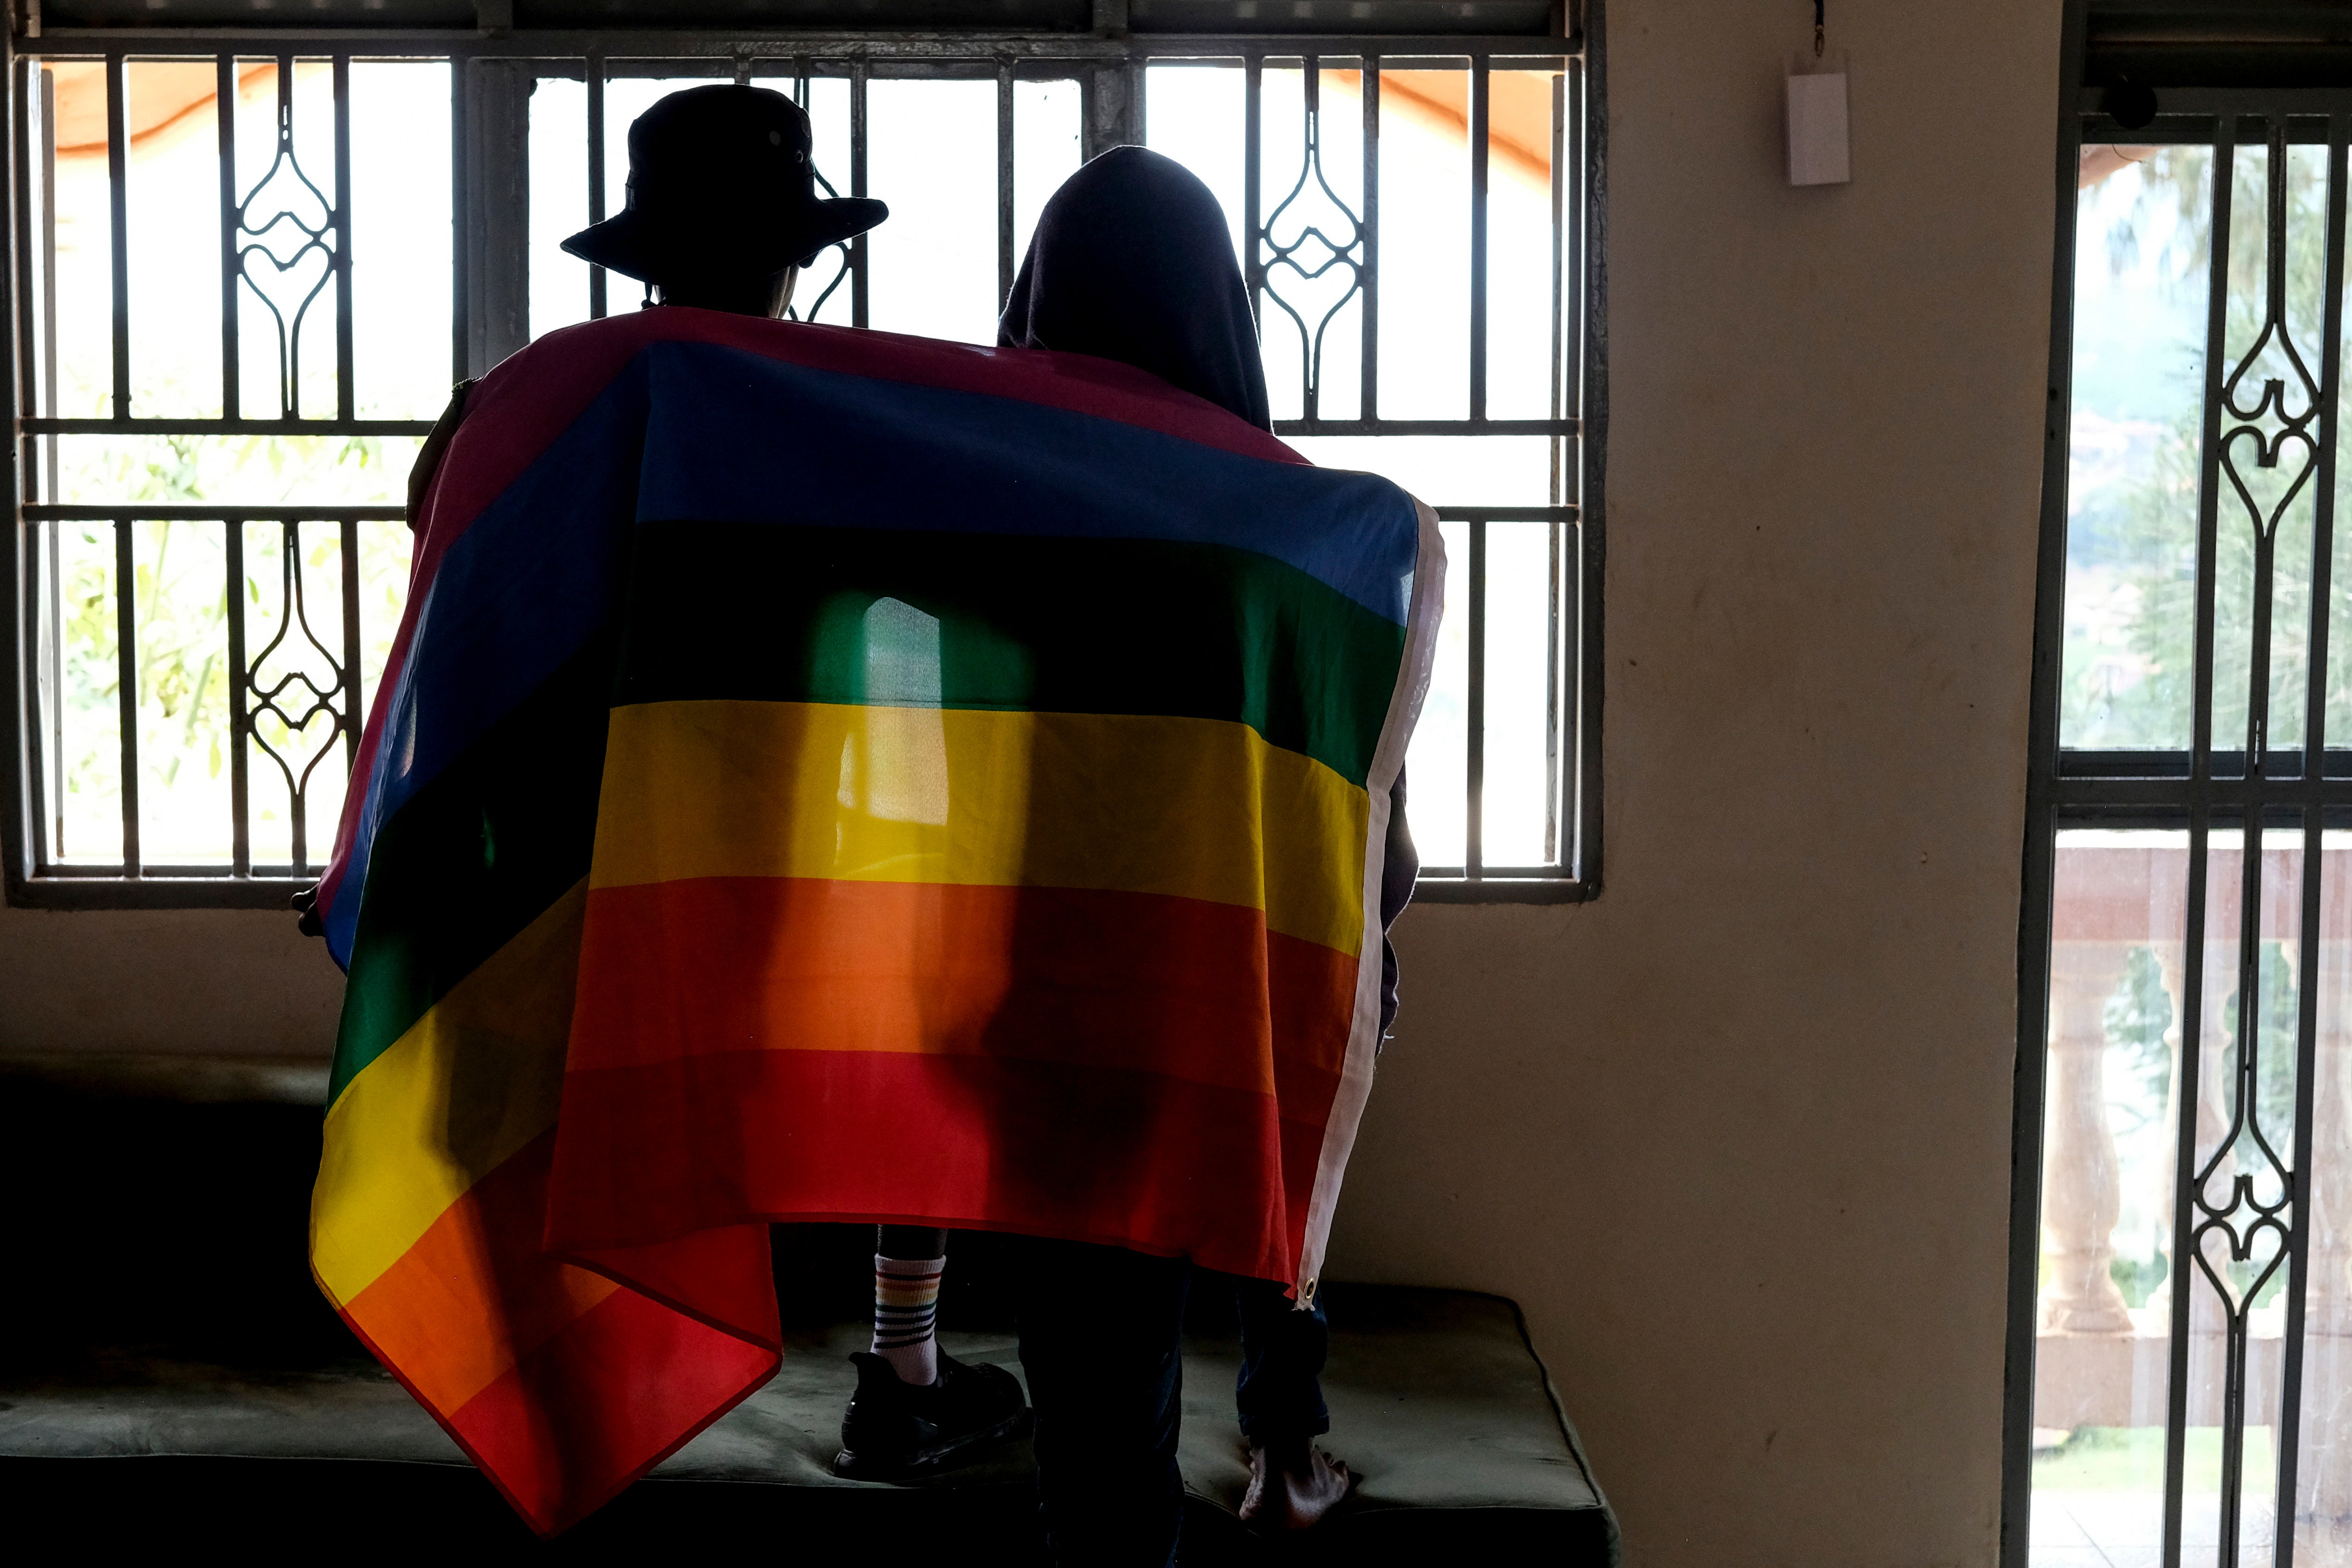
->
[38, 66, 58, 857]
[1244, 51, 1262, 330]
[450, 51, 469, 383]
[849, 60, 869, 330]
[997, 60, 1015, 312]
[333, 56, 353, 424]
[1469, 56, 1488, 424]
[110, 513, 135, 870]
[216, 57, 237, 417]
[587, 54, 607, 321]
[10, 59, 37, 872]
[3, 26, 1600, 910]
[1546, 68, 1567, 863]
[2010, 83, 2352, 1568]
[1412, 504, 1578, 886]
[9, 46, 427, 895]
[2168, 105, 2243, 1568]
[2274, 114, 2351, 1568]
[783, 58, 852, 325]
[1239, 52, 1572, 436]
[224, 516, 247, 873]
[1465, 515, 1486, 878]
[28, 504, 404, 882]
[10, 60, 31, 508]
[38, 65, 53, 498]
[105, 55, 125, 420]
[1360, 59, 1379, 423]
[1261, 55, 1348, 422]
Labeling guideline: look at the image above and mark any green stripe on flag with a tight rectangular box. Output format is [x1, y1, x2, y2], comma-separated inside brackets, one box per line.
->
[614, 524, 1408, 788]
[328, 636, 614, 1106]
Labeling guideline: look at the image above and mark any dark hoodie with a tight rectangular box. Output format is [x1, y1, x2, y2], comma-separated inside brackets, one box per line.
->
[999, 145, 1271, 430]
[1000, 146, 1418, 1035]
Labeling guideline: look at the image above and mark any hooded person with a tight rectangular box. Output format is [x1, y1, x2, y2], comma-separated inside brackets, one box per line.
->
[999, 145, 1416, 1042]
[997, 145, 1419, 1553]
[998, 144, 1271, 430]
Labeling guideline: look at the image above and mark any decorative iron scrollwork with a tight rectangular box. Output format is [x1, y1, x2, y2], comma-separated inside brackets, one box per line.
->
[1260, 62, 1364, 415]
[242, 521, 351, 868]
[2189, 1080, 2294, 1317]
[2180, 122, 2322, 1565]
[2215, 126, 2324, 772]
[2192, 133, 2308, 1364]
[235, 58, 339, 420]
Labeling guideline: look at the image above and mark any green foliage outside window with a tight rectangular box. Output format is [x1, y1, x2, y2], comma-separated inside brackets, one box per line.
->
[42, 403, 415, 862]
[2092, 938, 2300, 1311]
[2064, 146, 2352, 754]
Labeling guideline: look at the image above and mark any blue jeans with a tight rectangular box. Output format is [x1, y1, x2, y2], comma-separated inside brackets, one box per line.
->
[1009, 1239, 1331, 1567]
[1229, 1272, 1331, 1447]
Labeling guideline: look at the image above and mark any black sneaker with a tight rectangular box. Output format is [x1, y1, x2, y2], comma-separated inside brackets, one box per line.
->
[833, 1349, 1031, 1480]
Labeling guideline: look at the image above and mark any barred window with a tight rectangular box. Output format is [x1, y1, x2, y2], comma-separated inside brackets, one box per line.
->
[2013, 9, 2352, 1562]
[0, 2, 1603, 909]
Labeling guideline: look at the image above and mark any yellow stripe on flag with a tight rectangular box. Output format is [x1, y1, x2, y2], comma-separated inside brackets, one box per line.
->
[311, 882, 588, 1306]
[590, 701, 1369, 956]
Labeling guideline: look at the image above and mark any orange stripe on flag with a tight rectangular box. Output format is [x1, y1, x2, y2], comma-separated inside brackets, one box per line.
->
[342, 1129, 616, 1416]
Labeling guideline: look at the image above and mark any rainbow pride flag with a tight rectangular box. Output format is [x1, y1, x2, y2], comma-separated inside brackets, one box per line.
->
[308, 308, 1440, 1533]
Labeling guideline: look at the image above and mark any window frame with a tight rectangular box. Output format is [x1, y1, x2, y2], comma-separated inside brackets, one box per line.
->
[2006, 4, 2352, 1563]
[0, 3, 1607, 909]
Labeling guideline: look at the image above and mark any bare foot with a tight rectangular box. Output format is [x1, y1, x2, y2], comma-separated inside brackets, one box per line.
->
[1238, 1440, 1354, 1530]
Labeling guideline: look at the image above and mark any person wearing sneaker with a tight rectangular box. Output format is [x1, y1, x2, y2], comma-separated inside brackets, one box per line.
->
[559, 85, 1035, 1490]
[835, 1225, 1030, 1479]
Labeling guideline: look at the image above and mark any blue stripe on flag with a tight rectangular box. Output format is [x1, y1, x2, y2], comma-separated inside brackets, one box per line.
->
[634, 344, 1419, 624]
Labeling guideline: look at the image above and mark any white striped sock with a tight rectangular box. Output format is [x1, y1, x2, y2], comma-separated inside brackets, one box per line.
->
[872, 1254, 946, 1385]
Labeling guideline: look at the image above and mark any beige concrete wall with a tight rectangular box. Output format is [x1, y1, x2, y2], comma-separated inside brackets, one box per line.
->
[0, 0, 2063, 1560]
[0, 904, 344, 1057]
[1326, 1, 2060, 1562]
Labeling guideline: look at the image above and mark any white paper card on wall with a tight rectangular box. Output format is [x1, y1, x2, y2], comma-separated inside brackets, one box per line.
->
[1786, 70, 1851, 186]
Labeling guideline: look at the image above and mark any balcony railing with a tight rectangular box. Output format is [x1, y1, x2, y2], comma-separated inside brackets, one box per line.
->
[2038, 836, 2352, 1554]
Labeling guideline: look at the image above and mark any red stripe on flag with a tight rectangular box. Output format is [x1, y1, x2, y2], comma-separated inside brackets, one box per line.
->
[564, 875, 1358, 1096]
[548, 1045, 1330, 1286]
[444, 1281, 779, 1536]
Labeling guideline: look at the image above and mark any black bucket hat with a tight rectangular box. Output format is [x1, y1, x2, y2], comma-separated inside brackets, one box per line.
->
[560, 84, 887, 285]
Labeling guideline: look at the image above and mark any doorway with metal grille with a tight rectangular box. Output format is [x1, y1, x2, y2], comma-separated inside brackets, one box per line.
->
[2012, 6, 2352, 1565]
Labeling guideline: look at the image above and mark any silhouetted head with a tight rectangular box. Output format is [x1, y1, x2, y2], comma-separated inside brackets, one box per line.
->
[561, 84, 886, 314]
[998, 145, 1269, 430]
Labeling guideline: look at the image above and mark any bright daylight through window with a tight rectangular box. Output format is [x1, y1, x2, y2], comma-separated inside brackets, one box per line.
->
[5, 26, 1598, 907]
[2024, 104, 2352, 1567]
